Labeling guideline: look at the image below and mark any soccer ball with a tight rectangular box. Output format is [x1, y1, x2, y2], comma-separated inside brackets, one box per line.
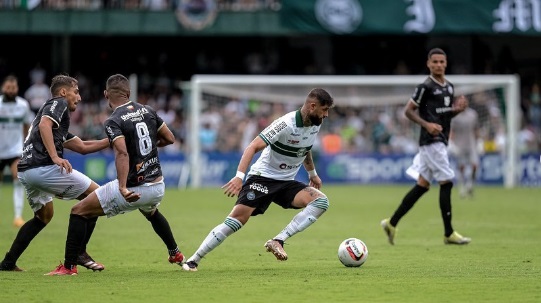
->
[337, 238, 368, 267]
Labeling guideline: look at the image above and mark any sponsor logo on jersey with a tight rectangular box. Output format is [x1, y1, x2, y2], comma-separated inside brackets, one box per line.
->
[287, 139, 299, 144]
[279, 163, 302, 170]
[290, 133, 300, 136]
[120, 107, 149, 121]
[249, 182, 268, 194]
[136, 156, 159, 173]
[433, 88, 442, 95]
[50, 100, 58, 113]
[106, 125, 115, 138]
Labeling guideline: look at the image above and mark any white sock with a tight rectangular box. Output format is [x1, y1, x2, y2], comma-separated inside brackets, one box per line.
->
[13, 180, 24, 218]
[274, 197, 329, 242]
[188, 217, 243, 264]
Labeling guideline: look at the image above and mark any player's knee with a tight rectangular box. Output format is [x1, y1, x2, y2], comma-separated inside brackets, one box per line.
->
[310, 195, 329, 212]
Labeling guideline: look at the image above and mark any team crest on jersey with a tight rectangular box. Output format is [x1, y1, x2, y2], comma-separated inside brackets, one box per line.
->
[296, 147, 307, 157]
[127, 105, 134, 110]
[247, 191, 256, 200]
[448, 86, 453, 94]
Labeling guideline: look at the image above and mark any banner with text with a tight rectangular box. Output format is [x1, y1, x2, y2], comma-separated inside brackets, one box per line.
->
[64, 152, 541, 187]
[281, 0, 541, 35]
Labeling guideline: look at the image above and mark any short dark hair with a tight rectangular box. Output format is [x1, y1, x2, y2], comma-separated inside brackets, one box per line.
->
[428, 48, 446, 59]
[50, 74, 77, 96]
[308, 88, 334, 107]
[2, 75, 17, 85]
[106, 74, 130, 96]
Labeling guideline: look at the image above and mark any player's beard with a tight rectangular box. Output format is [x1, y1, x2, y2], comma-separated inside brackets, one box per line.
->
[3, 93, 16, 101]
[309, 114, 323, 126]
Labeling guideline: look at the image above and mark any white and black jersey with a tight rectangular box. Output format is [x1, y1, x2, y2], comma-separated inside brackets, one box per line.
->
[18, 97, 76, 172]
[0, 95, 33, 159]
[249, 110, 319, 181]
[104, 101, 163, 187]
[410, 76, 455, 146]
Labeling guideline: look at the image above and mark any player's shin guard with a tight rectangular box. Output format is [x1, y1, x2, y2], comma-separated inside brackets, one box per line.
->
[440, 182, 454, 237]
[189, 217, 242, 263]
[146, 209, 179, 252]
[65, 214, 89, 268]
[275, 196, 329, 242]
[13, 180, 24, 219]
[2, 216, 46, 265]
[390, 184, 428, 226]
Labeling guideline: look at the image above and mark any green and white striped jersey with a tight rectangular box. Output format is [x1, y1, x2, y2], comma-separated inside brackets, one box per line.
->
[0, 96, 32, 159]
[248, 110, 320, 181]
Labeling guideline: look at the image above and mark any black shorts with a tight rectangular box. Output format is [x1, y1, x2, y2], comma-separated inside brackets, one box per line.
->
[0, 157, 19, 172]
[236, 175, 308, 216]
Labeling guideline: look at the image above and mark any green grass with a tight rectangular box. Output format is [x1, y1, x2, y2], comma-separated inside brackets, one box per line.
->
[1, 184, 540, 303]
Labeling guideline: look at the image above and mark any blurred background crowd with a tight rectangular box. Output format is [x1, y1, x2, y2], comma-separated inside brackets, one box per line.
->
[1, 0, 540, 156]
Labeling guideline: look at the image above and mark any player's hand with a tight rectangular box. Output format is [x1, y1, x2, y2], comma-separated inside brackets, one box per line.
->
[425, 122, 443, 136]
[221, 177, 243, 198]
[52, 156, 72, 174]
[309, 175, 322, 190]
[454, 95, 468, 112]
[119, 187, 141, 203]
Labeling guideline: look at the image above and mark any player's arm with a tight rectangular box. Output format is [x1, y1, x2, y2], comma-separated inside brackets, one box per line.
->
[111, 136, 139, 202]
[221, 136, 267, 198]
[39, 116, 72, 173]
[156, 122, 175, 147]
[303, 151, 322, 189]
[404, 100, 442, 136]
[63, 137, 110, 154]
[451, 95, 468, 117]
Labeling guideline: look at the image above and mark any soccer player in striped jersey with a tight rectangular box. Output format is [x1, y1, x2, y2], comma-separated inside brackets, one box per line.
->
[0, 75, 33, 227]
[182, 88, 334, 272]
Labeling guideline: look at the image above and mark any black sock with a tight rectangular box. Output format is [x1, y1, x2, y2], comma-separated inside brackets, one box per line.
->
[1, 216, 46, 266]
[64, 214, 89, 268]
[440, 182, 454, 237]
[146, 210, 179, 253]
[390, 184, 429, 227]
[79, 216, 98, 255]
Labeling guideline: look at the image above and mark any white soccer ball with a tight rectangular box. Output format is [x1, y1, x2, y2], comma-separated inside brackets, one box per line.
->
[338, 238, 368, 267]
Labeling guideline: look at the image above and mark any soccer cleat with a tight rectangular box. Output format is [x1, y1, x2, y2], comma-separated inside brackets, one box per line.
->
[264, 239, 288, 261]
[168, 252, 185, 265]
[381, 218, 396, 245]
[13, 217, 25, 228]
[77, 251, 105, 272]
[45, 263, 78, 276]
[0, 262, 24, 272]
[444, 231, 471, 245]
[181, 261, 198, 272]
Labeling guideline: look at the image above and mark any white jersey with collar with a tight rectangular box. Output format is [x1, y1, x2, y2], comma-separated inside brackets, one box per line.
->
[0, 95, 32, 159]
[248, 110, 320, 181]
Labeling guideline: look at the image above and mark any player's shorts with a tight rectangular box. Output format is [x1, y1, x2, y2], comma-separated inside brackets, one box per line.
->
[17, 165, 92, 212]
[95, 178, 165, 217]
[417, 142, 455, 182]
[236, 175, 308, 216]
[453, 148, 479, 167]
[405, 153, 421, 180]
[0, 157, 19, 172]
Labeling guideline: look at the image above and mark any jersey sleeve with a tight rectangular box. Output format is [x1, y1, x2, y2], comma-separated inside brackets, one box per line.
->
[104, 119, 124, 144]
[258, 117, 290, 145]
[64, 132, 77, 143]
[42, 99, 68, 127]
[145, 105, 165, 130]
[410, 83, 427, 106]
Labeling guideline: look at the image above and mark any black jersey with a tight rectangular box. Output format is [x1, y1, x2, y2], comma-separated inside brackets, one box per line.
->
[18, 97, 76, 172]
[410, 76, 455, 146]
[105, 101, 164, 187]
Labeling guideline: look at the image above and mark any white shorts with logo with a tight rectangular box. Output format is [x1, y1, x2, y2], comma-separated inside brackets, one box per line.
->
[95, 179, 165, 218]
[18, 165, 92, 212]
[407, 142, 455, 182]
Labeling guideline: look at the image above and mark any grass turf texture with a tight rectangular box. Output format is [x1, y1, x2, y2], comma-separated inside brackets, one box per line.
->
[0, 184, 539, 303]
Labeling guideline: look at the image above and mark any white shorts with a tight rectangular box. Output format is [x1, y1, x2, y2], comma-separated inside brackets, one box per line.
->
[417, 142, 455, 182]
[95, 179, 165, 218]
[18, 165, 92, 212]
[406, 153, 421, 180]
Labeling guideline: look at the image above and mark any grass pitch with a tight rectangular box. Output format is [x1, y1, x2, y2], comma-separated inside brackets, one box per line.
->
[0, 184, 539, 303]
